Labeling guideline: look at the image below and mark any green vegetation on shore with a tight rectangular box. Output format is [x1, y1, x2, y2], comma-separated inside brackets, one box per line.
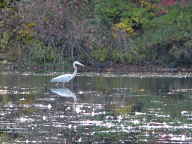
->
[0, 0, 192, 70]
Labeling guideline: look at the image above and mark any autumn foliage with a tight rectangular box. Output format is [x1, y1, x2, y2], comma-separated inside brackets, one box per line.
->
[0, 0, 192, 69]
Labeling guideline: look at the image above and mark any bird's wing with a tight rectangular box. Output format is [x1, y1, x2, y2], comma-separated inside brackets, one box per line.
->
[50, 74, 73, 83]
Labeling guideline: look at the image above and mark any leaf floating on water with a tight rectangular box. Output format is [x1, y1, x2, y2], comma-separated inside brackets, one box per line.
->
[0, 89, 8, 95]
[137, 88, 145, 92]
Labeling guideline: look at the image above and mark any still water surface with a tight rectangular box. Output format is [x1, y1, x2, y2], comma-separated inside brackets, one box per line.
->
[0, 73, 192, 143]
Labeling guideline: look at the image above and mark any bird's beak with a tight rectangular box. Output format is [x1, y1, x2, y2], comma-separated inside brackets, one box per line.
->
[80, 63, 85, 67]
[78, 62, 85, 67]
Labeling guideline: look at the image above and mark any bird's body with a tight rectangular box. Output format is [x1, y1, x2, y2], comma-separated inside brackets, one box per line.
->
[50, 61, 84, 83]
[50, 73, 75, 83]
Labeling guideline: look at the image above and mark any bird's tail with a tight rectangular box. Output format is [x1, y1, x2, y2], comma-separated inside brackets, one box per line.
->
[50, 78, 56, 82]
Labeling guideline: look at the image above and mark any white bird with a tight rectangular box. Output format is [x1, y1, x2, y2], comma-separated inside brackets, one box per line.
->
[50, 61, 84, 83]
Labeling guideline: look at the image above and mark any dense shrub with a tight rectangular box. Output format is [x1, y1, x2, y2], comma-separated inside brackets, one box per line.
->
[1, 0, 192, 69]
[94, 0, 192, 66]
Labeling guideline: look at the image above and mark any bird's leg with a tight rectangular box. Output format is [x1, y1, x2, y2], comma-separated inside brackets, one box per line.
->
[56, 82, 59, 88]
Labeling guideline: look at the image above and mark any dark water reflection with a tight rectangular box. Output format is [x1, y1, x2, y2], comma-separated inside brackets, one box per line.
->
[0, 73, 192, 143]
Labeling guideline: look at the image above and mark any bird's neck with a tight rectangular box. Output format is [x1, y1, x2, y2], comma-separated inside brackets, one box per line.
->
[73, 64, 77, 76]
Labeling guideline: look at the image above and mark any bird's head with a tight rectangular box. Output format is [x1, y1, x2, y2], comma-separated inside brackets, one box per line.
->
[73, 61, 85, 67]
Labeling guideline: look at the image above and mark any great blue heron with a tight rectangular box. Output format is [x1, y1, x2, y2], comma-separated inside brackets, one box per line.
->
[50, 61, 84, 83]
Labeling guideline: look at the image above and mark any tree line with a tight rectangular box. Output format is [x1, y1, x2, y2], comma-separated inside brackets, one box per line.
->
[0, 0, 192, 70]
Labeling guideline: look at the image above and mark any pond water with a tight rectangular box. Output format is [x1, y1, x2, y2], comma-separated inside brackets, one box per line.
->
[0, 72, 192, 143]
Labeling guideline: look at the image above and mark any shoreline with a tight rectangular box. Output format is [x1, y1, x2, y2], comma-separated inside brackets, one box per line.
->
[1, 63, 192, 78]
[0, 70, 192, 78]
[87, 63, 192, 73]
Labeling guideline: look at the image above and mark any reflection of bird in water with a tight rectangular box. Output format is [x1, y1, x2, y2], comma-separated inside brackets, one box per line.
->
[50, 61, 84, 83]
[50, 88, 82, 113]
[50, 88, 77, 102]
